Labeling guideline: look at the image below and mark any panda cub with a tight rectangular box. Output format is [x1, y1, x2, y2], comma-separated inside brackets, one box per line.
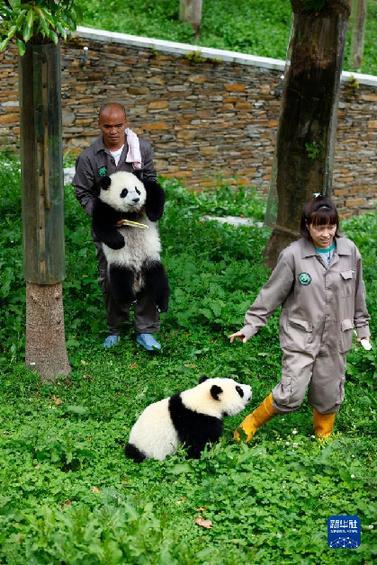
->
[92, 171, 169, 313]
[125, 377, 252, 462]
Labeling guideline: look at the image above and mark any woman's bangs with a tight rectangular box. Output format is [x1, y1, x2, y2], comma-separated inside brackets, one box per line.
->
[310, 208, 338, 226]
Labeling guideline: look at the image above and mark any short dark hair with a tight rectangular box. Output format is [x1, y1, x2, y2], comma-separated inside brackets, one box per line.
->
[98, 102, 127, 119]
[300, 195, 340, 240]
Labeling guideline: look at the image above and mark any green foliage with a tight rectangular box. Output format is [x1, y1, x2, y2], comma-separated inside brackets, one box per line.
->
[305, 140, 323, 160]
[0, 152, 376, 562]
[0, 0, 80, 55]
[76, 0, 377, 76]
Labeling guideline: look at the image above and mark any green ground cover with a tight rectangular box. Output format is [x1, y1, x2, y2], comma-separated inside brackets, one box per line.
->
[0, 152, 376, 563]
[78, 0, 377, 76]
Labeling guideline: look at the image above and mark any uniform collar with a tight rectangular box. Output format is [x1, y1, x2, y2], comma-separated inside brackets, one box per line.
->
[300, 236, 350, 258]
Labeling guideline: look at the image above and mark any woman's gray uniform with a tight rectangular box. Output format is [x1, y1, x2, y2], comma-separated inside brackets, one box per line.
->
[240, 237, 370, 414]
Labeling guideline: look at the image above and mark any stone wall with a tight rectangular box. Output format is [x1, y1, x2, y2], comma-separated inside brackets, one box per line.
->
[1, 26, 376, 216]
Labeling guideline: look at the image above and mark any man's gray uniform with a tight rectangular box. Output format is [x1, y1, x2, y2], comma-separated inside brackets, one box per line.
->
[240, 237, 370, 414]
[73, 136, 159, 335]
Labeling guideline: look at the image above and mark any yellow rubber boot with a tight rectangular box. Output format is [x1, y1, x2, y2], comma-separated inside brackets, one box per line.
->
[234, 393, 277, 443]
[313, 409, 336, 438]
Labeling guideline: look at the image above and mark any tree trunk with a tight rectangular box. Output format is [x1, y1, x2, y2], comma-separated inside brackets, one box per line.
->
[19, 42, 70, 381]
[25, 282, 70, 381]
[350, 0, 367, 69]
[264, 0, 351, 268]
[179, 0, 203, 37]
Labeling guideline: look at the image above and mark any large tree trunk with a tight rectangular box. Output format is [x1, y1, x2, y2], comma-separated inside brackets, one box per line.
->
[179, 0, 203, 37]
[350, 0, 367, 69]
[25, 283, 70, 381]
[19, 42, 70, 381]
[264, 0, 351, 268]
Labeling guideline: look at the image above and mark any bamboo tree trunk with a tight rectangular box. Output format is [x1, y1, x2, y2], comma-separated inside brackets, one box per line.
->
[264, 0, 351, 268]
[19, 42, 70, 381]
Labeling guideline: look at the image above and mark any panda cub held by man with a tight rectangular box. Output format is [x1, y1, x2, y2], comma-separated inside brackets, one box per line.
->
[92, 171, 169, 313]
[125, 377, 252, 462]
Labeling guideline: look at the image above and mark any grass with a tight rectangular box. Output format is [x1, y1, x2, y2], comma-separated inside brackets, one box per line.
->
[78, 0, 377, 76]
[0, 151, 376, 563]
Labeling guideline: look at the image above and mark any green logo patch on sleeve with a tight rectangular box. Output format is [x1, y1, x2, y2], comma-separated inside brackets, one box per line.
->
[98, 166, 108, 177]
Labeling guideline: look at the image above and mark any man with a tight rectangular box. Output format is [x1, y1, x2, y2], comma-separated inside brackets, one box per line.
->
[73, 102, 162, 351]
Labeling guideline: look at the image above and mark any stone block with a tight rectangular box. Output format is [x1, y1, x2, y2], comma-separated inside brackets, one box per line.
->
[345, 198, 367, 208]
[148, 101, 169, 110]
[224, 83, 246, 92]
[0, 113, 19, 124]
[142, 122, 169, 131]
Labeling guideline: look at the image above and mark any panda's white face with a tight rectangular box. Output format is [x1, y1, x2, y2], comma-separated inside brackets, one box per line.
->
[100, 171, 147, 213]
[181, 377, 252, 419]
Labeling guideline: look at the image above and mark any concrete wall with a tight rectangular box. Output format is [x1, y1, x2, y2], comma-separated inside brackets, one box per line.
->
[1, 26, 376, 216]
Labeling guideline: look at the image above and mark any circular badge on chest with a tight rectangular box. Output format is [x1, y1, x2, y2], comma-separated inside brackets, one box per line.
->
[298, 272, 312, 286]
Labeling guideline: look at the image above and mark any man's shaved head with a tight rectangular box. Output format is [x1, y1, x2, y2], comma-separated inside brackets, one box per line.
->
[99, 102, 126, 119]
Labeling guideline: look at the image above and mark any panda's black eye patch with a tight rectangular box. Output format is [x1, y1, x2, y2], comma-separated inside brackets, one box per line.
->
[120, 188, 128, 198]
[135, 187, 141, 195]
[236, 385, 244, 398]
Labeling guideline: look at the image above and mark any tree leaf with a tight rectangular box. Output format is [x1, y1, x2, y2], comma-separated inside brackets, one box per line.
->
[16, 38, 25, 56]
[22, 8, 34, 42]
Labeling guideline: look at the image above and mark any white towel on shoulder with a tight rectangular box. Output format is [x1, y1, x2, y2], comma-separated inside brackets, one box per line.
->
[125, 128, 142, 170]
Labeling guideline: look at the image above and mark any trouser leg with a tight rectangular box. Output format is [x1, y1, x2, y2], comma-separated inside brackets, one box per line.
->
[134, 291, 160, 334]
[308, 346, 346, 414]
[95, 242, 129, 335]
[271, 348, 315, 413]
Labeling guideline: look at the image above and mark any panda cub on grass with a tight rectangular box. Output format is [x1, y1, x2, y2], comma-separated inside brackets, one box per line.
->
[125, 377, 252, 462]
[92, 171, 169, 313]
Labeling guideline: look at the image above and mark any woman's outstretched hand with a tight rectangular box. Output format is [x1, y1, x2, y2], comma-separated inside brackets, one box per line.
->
[229, 331, 248, 344]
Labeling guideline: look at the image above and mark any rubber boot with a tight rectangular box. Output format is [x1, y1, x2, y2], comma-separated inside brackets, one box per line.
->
[234, 393, 277, 442]
[313, 409, 336, 438]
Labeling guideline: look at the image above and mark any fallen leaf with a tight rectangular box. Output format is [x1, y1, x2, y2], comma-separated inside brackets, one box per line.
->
[195, 516, 212, 529]
[52, 396, 62, 406]
[91, 486, 101, 494]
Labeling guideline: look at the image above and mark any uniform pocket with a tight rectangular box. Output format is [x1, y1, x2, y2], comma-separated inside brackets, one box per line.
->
[340, 270, 354, 297]
[280, 318, 313, 350]
[339, 318, 354, 353]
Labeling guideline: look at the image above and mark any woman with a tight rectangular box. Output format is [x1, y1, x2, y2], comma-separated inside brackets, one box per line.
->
[230, 195, 371, 440]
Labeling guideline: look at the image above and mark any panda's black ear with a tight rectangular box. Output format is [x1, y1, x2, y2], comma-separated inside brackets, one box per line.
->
[210, 385, 223, 401]
[199, 375, 208, 384]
